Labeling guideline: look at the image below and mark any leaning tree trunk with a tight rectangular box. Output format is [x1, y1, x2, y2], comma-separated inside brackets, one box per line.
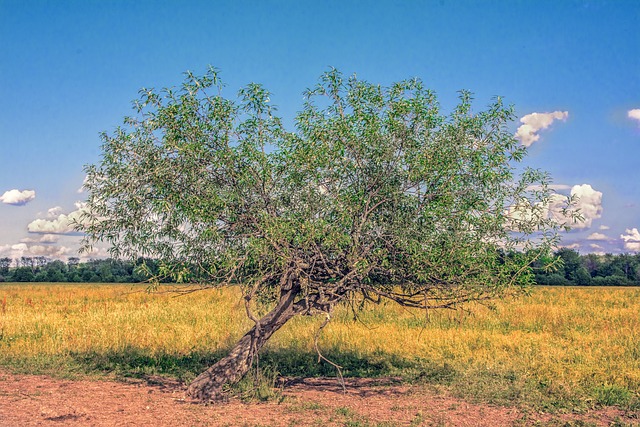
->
[186, 282, 303, 401]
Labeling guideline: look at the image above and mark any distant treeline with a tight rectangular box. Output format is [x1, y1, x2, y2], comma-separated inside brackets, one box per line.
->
[0, 257, 159, 283]
[533, 249, 640, 286]
[1, 249, 639, 285]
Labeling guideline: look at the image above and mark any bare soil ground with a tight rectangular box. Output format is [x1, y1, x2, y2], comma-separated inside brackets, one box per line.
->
[0, 371, 636, 426]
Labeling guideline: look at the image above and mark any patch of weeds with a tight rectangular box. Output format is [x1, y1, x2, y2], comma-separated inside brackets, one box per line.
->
[409, 411, 425, 426]
[226, 364, 282, 402]
[623, 394, 640, 413]
[609, 418, 636, 427]
[513, 419, 597, 427]
[593, 384, 632, 407]
[336, 406, 356, 417]
[286, 399, 326, 413]
[448, 367, 586, 412]
[557, 422, 597, 427]
[332, 407, 398, 427]
[344, 422, 392, 427]
[300, 401, 325, 410]
[256, 348, 419, 379]
[450, 368, 526, 405]
[0, 354, 86, 379]
[334, 407, 384, 427]
[411, 362, 457, 386]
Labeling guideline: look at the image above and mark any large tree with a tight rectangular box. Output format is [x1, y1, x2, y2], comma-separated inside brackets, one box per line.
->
[80, 67, 569, 401]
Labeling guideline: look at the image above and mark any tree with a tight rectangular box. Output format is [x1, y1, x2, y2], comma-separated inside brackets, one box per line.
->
[19, 257, 35, 272]
[43, 260, 68, 282]
[12, 267, 34, 282]
[583, 253, 601, 277]
[79, 68, 568, 401]
[556, 248, 582, 282]
[574, 266, 592, 286]
[0, 257, 11, 275]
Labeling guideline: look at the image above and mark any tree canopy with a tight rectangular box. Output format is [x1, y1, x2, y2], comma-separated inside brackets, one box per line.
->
[79, 67, 569, 400]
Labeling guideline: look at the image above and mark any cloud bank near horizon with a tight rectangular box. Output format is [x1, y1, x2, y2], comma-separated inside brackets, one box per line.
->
[0, 242, 70, 260]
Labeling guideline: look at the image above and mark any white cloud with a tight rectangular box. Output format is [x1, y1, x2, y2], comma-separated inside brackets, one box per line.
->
[508, 183, 602, 231]
[589, 243, 603, 250]
[20, 234, 60, 244]
[563, 243, 581, 250]
[544, 193, 573, 224]
[0, 189, 36, 206]
[549, 184, 572, 191]
[515, 111, 569, 147]
[78, 245, 110, 261]
[27, 202, 87, 234]
[587, 232, 608, 241]
[599, 225, 610, 230]
[621, 228, 640, 252]
[77, 176, 89, 193]
[567, 184, 602, 229]
[47, 206, 63, 218]
[0, 243, 70, 260]
[628, 109, 640, 124]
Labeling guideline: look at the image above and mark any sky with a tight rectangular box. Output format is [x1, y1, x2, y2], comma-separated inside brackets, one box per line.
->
[1, 0, 639, 262]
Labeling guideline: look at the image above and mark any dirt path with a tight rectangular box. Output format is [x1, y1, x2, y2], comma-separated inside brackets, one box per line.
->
[0, 371, 635, 426]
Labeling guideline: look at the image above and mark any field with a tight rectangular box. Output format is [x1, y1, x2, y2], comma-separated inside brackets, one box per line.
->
[0, 283, 639, 425]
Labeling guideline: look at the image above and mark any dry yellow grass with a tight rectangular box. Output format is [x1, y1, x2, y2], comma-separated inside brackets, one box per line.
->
[0, 283, 638, 408]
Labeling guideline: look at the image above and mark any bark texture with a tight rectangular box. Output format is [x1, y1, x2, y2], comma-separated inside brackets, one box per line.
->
[186, 283, 303, 401]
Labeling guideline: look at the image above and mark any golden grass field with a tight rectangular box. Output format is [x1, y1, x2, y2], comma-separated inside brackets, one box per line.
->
[0, 283, 638, 411]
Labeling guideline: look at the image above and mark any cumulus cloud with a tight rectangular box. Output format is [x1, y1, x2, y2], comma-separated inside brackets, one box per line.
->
[572, 184, 603, 228]
[563, 243, 581, 250]
[621, 228, 640, 252]
[79, 245, 111, 260]
[508, 183, 602, 231]
[27, 202, 87, 235]
[20, 234, 60, 244]
[0, 189, 36, 206]
[628, 109, 640, 124]
[562, 184, 602, 229]
[589, 243, 603, 250]
[47, 206, 63, 218]
[515, 111, 569, 147]
[599, 225, 610, 230]
[587, 232, 608, 241]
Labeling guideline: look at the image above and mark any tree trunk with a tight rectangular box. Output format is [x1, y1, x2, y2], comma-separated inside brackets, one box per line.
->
[186, 283, 302, 401]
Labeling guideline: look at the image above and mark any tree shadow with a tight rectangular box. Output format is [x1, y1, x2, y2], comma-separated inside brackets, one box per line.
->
[68, 345, 455, 389]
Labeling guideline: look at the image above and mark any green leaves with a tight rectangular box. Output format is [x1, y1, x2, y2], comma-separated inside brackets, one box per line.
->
[80, 67, 566, 312]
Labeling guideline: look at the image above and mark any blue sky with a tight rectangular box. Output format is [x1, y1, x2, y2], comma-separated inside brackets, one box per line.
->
[1, 0, 639, 261]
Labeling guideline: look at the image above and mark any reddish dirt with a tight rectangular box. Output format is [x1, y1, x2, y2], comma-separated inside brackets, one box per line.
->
[0, 371, 636, 426]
